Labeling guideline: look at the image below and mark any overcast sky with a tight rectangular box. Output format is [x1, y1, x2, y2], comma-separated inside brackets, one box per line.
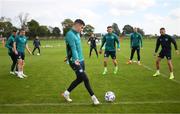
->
[0, 0, 180, 35]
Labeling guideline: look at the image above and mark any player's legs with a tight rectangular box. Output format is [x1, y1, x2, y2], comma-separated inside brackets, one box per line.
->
[9, 53, 17, 75]
[167, 59, 174, 79]
[89, 47, 93, 57]
[103, 51, 109, 75]
[127, 48, 136, 64]
[37, 47, 40, 54]
[153, 57, 161, 77]
[111, 51, 118, 74]
[137, 48, 141, 65]
[32, 47, 37, 55]
[63, 62, 99, 104]
[17, 58, 24, 78]
[93, 47, 98, 58]
[103, 57, 108, 75]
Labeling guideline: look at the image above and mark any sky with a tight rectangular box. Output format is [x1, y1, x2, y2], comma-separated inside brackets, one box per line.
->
[0, 0, 180, 35]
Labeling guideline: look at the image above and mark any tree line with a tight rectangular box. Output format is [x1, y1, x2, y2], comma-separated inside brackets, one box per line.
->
[0, 14, 146, 39]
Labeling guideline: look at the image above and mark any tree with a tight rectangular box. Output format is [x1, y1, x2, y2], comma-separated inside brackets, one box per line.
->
[112, 23, 121, 36]
[37, 25, 50, 37]
[123, 25, 133, 34]
[83, 24, 94, 37]
[137, 27, 145, 36]
[27, 19, 40, 38]
[18, 13, 30, 31]
[52, 27, 61, 37]
[61, 19, 73, 36]
[0, 21, 16, 37]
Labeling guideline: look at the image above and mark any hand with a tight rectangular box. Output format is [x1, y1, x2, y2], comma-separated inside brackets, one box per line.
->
[64, 57, 67, 62]
[29, 51, 32, 55]
[176, 50, 179, 55]
[99, 50, 103, 54]
[117, 48, 120, 51]
[75, 60, 80, 65]
[14, 50, 18, 55]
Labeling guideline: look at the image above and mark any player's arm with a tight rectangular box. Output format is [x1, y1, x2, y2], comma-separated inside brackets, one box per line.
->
[66, 34, 79, 65]
[170, 37, 179, 54]
[26, 44, 32, 55]
[99, 36, 106, 54]
[13, 42, 18, 55]
[154, 38, 160, 56]
[114, 34, 120, 51]
[139, 34, 143, 48]
[5, 37, 12, 49]
[130, 34, 133, 48]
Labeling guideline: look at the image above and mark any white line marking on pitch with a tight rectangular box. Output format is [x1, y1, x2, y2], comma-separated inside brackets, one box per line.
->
[1, 101, 180, 106]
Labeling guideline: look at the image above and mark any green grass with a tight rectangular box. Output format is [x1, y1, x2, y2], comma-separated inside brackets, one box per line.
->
[0, 39, 180, 113]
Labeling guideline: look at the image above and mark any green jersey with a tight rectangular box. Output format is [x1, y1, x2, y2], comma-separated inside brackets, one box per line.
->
[65, 29, 84, 63]
[5, 34, 15, 54]
[15, 35, 28, 53]
[100, 33, 120, 51]
[130, 32, 143, 47]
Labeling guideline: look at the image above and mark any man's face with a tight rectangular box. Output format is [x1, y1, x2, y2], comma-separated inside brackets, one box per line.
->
[75, 23, 84, 33]
[107, 28, 113, 33]
[12, 32, 17, 36]
[160, 29, 165, 35]
[20, 31, 26, 36]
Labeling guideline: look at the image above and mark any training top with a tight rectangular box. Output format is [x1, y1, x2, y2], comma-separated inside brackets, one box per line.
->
[100, 33, 120, 51]
[130, 32, 143, 48]
[15, 35, 28, 53]
[155, 34, 178, 53]
[5, 34, 15, 54]
[65, 29, 84, 63]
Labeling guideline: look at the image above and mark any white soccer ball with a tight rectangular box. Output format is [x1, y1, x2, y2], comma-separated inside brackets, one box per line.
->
[105, 91, 115, 102]
[88, 42, 91, 45]
[95, 39, 99, 43]
[37, 53, 40, 56]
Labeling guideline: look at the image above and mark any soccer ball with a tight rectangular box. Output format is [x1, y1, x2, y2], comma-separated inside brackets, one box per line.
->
[88, 41, 91, 45]
[95, 39, 99, 43]
[37, 53, 40, 56]
[105, 91, 115, 102]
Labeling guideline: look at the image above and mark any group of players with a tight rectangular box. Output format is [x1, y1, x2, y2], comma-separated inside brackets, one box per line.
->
[62, 19, 179, 105]
[5, 29, 41, 78]
[5, 19, 179, 105]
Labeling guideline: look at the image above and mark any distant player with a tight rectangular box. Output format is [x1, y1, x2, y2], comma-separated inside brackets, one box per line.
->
[13, 29, 32, 78]
[32, 36, 41, 55]
[99, 26, 120, 75]
[153, 28, 179, 79]
[62, 19, 100, 105]
[87, 33, 98, 58]
[1, 34, 5, 48]
[127, 27, 143, 65]
[5, 29, 18, 75]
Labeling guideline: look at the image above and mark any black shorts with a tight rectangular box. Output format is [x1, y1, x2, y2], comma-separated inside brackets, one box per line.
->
[104, 51, 116, 59]
[158, 50, 171, 60]
[8, 52, 17, 61]
[17, 52, 25, 60]
[69, 61, 85, 74]
[132, 46, 140, 51]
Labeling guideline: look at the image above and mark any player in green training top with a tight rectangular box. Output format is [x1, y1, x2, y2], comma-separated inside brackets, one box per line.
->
[13, 29, 32, 79]
[5, 29, 18, 75]
[99, 26, 120, 75]
[127, 27, 143, 65]
[62, 19, 100, 105]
